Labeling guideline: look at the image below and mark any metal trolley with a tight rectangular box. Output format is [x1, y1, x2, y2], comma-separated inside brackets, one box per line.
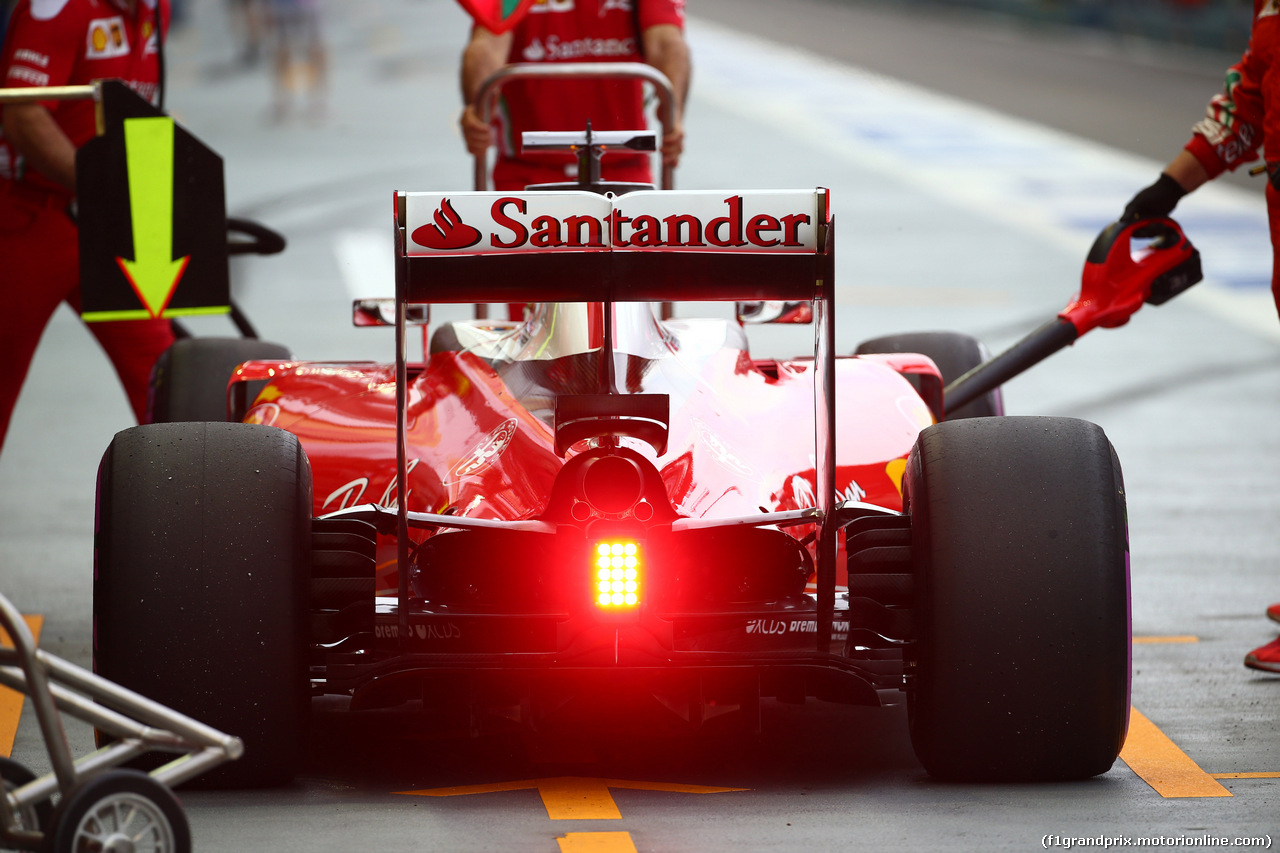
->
[0, 593, 241, 853]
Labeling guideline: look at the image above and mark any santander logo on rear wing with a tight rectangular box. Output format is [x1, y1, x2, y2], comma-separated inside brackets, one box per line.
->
[394, 188, 832, 307]
[401, 189, 828, 257]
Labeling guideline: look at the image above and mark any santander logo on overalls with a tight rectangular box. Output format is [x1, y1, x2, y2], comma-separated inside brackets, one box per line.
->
[404, 190, 824, 255]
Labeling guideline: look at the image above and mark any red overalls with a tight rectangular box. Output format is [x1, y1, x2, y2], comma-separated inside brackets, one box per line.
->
[487, 0, 685, 191]
[1183, 0, 1280, 315]
[0, 0, 174, 453]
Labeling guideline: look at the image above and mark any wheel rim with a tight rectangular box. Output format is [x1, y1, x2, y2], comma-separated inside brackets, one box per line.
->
[3, 783, 41, 832]
[70, 791, 177, 853]
[13, 802, 41, 832]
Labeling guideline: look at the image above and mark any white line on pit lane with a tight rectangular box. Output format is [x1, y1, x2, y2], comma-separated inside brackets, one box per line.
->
[687, 17, 1279, 343]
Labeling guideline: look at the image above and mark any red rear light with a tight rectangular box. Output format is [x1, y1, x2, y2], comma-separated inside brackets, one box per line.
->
[594, 540, 640, 608]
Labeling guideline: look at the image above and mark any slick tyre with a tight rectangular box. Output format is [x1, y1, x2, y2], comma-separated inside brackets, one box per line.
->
[94, 422, 312, 787]
[47, 770, 190, 853]
[149, 337, 291, 423]
[904, 416, 1130, 782]
[855, 331, 1003, 420]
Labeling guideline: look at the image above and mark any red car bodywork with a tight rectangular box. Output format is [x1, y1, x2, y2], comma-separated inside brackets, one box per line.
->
[236, 309, 937, 597]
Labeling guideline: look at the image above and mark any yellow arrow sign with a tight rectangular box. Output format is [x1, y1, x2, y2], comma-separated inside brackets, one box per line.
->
[397, 776, 746, 819]
[115, 116, 189, 318]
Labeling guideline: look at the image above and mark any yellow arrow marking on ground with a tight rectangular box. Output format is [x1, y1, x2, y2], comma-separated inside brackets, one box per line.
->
[556, 831, 639, 853]
[398, 776, 746, 819]
[0, 614, 44, 758]
[1210, 772, 1280, 779]
[1120, 707, 1231, 798]
[1126, 636, 1280, 792]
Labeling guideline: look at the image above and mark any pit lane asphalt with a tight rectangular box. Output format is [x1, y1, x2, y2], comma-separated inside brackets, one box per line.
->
[0, 0, 1277, 850]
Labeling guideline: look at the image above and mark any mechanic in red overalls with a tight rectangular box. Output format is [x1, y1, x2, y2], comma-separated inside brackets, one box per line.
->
[1121, 0, 1280, 674]
[458, 0, 690, 192]
[0, 0, 175, 455]
[458, 0, 690, 320]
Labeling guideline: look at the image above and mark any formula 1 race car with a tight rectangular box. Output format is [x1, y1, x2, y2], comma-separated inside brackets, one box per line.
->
[91, 77, 1202, 788]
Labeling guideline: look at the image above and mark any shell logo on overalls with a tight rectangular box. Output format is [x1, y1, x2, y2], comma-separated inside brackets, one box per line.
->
[86, 17, 129, 60]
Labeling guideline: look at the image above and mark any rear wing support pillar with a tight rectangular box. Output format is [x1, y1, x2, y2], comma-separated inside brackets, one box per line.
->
[814, 217, 837, 654]
[394, 220, 413, 649]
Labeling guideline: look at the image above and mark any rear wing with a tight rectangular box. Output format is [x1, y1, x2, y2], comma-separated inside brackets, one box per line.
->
[393, 189, 831, 303]
[388, 187, 842, 650]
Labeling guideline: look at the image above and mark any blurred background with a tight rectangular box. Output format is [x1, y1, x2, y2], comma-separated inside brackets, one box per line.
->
[7, 0, 1245, 55]
[854, 0, 1253, 53]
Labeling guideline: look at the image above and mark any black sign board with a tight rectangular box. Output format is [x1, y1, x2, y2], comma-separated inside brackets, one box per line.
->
[77, 80, 228, 321]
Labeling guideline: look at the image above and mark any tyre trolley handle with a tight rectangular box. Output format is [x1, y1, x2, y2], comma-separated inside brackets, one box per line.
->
[472, 61, 678, 193]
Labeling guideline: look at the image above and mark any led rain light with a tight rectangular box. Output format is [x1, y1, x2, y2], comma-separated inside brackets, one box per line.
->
[594, 541, 641, 607]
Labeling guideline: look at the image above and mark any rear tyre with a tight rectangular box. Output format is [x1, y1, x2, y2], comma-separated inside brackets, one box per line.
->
[47, 770, 190, 853]
[904, 416, 1130, 781]
[94, 422, 312, 787]
[149, 337, 291, 423]
[855, 331, 1003, 420]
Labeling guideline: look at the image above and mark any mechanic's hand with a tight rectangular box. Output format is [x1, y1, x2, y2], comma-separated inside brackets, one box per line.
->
[1121, 172, 1187, 223]
[661, 121, 684, 169]
[459, 104, 493, 157]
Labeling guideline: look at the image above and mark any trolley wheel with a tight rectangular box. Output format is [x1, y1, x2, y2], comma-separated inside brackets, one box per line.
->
[46, 770, 189, 853]
[0, 756, 52, 838]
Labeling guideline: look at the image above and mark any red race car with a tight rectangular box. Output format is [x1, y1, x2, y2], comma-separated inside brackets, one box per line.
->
[92, 120, 1201, 788]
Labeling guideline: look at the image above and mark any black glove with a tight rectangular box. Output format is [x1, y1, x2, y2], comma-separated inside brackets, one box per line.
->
[1121, 173, 1186, 223]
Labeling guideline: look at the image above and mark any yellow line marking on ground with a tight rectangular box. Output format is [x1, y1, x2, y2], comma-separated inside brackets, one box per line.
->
[397, 776, 747, 820]
[1210, 772, 1280, 779]
[1133, 635, 1199, 644]
[1120, 707, 1232, 798]
[0, 615, 44, 758]
[557, 831, 639, 853]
